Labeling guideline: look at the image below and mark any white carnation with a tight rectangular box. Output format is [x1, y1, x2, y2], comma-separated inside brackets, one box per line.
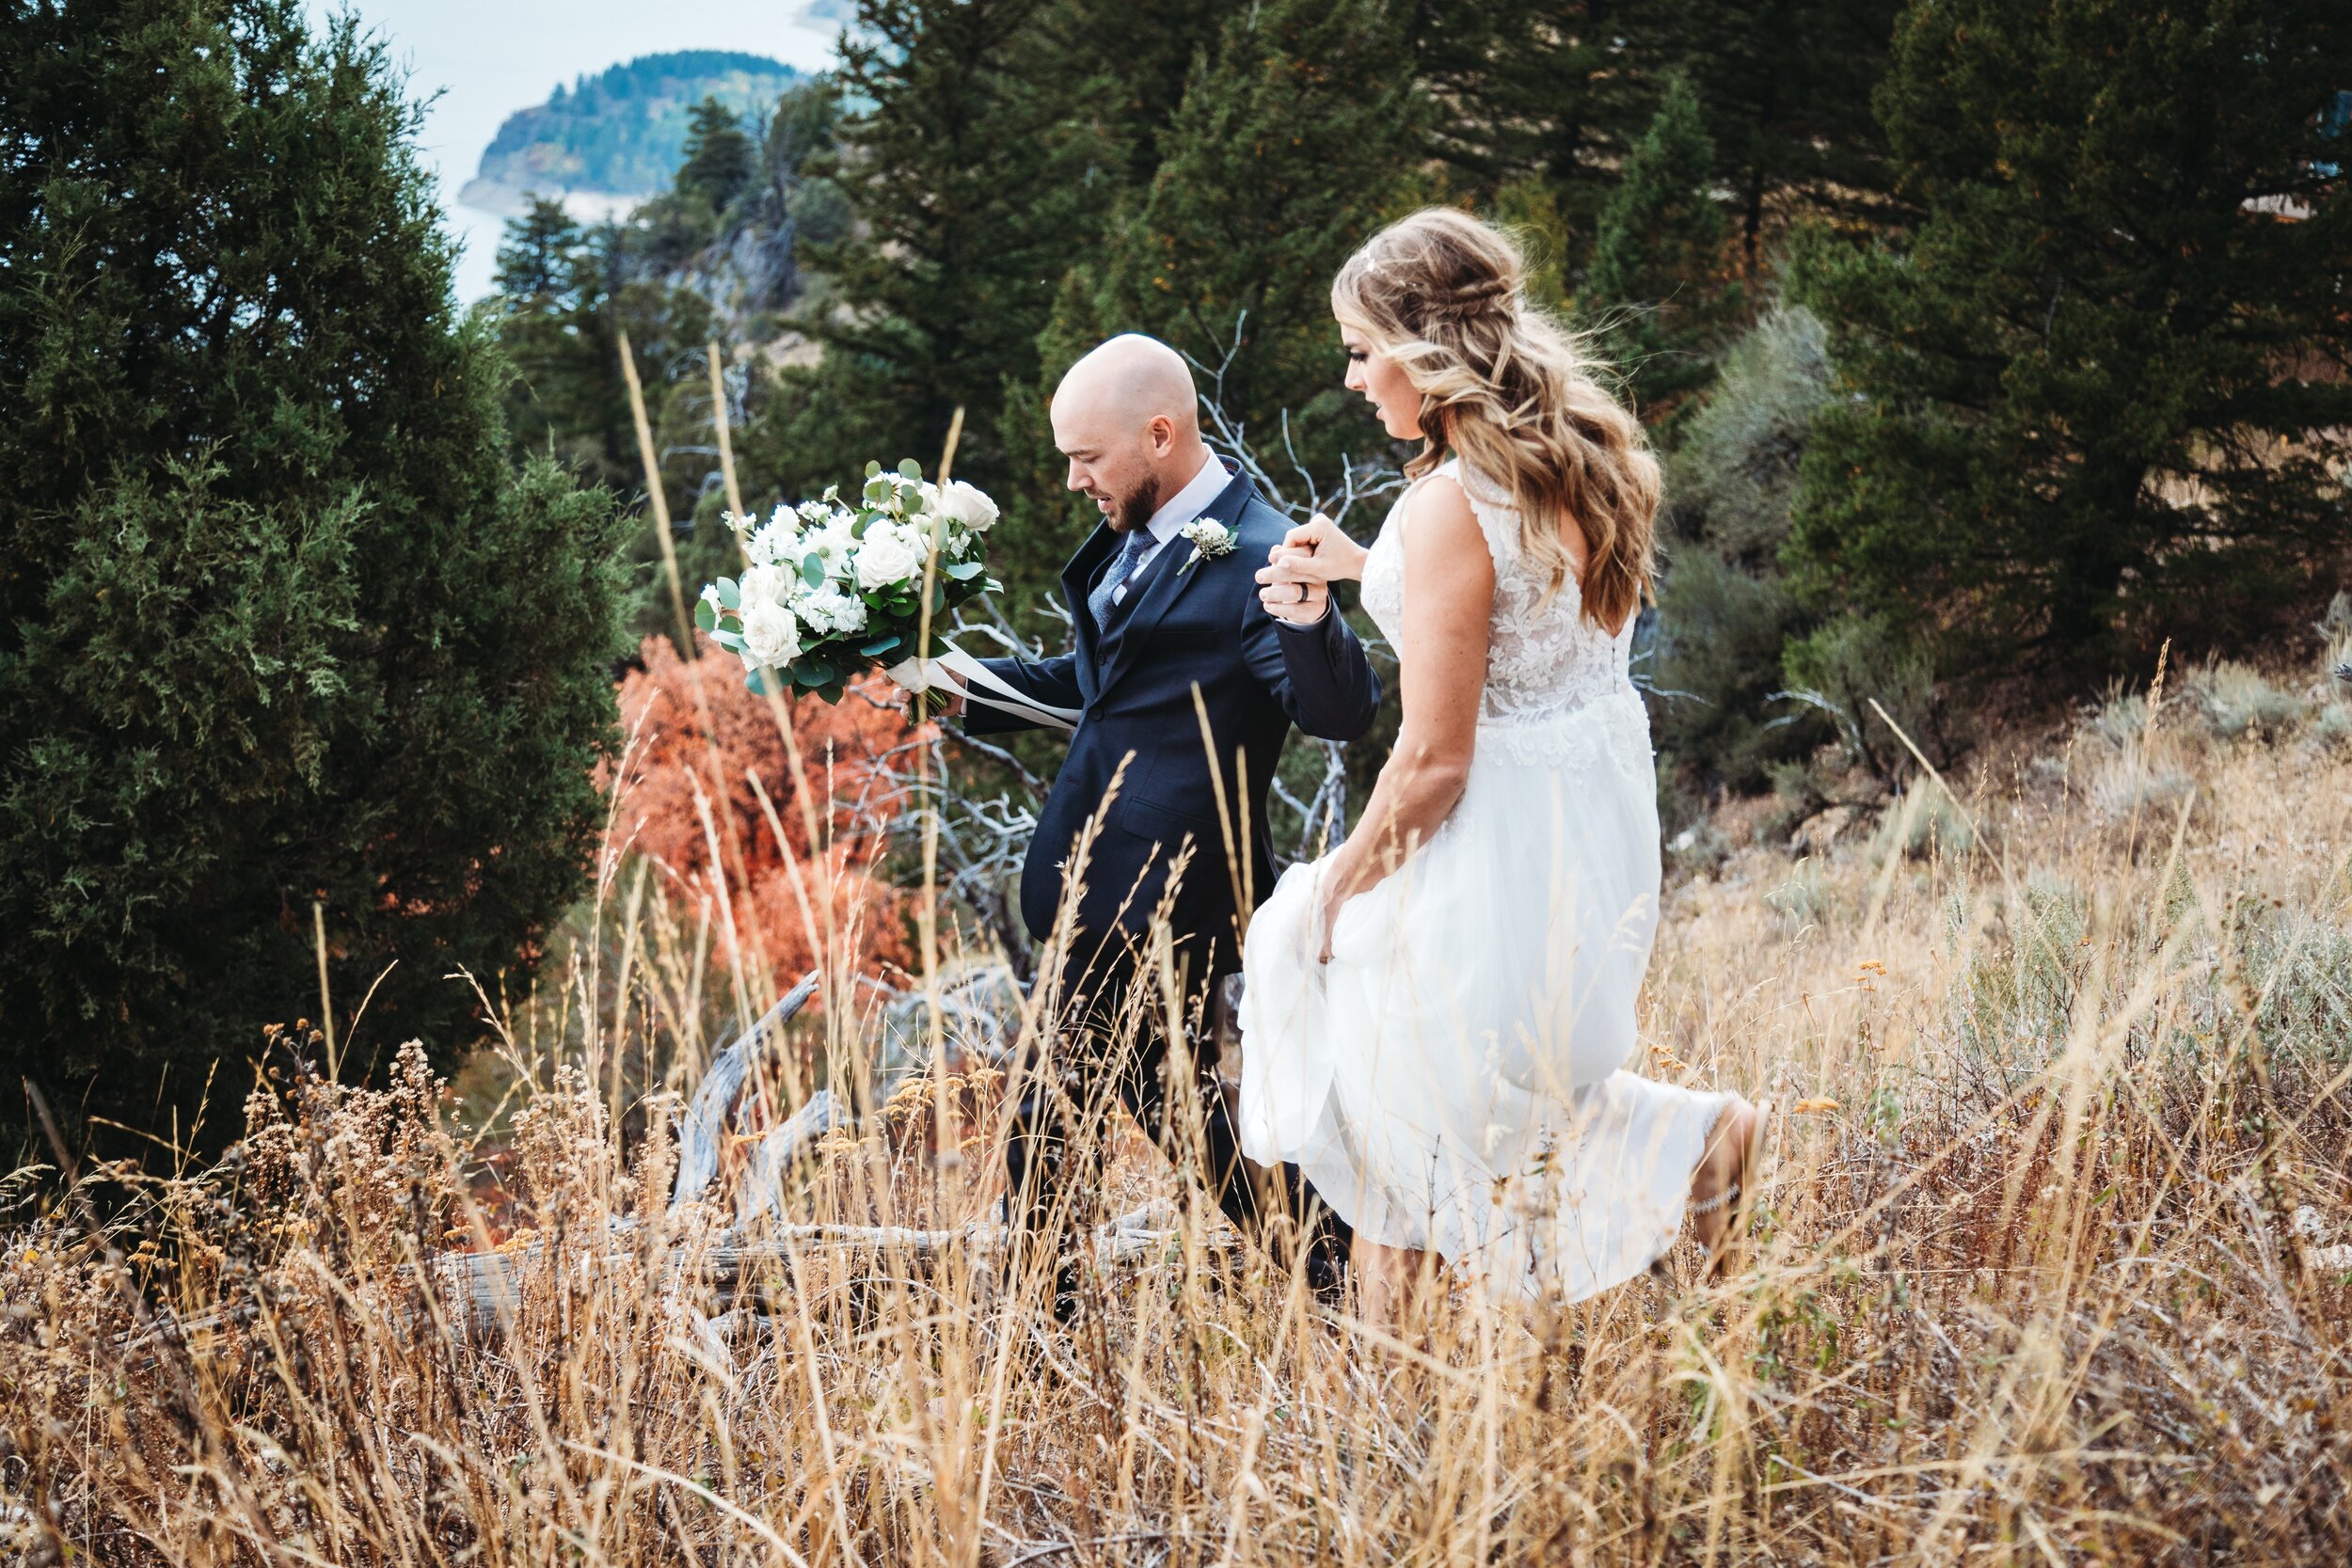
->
[938, 479, 999, 532]
[746, 519, 801, 569]
[854, 520, 929, 591]
[797, 579, 868, 637]
[739, 600, 803, 668]
[796, 499, 834, 525]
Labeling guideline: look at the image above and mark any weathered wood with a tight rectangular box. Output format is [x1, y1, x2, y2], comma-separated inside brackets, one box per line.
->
[423, 1199, 1230, 1337]
[673, 974, 819, 1208]
[732, 1088, 849, 1227]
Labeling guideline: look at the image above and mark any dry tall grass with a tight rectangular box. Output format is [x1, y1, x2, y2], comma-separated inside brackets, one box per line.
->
[6, 657, 2351, 1566]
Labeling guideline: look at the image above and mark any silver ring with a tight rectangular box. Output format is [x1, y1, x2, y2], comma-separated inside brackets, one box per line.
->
[1296, 582, 1310, 603]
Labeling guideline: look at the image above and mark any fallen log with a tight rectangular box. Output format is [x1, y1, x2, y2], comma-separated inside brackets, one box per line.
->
[125, 1200, 1239, 1349]
[428, 1198, 1234, 1337]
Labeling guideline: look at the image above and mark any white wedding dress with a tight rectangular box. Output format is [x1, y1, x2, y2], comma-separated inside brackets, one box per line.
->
[1238, 458, 1728, 1304]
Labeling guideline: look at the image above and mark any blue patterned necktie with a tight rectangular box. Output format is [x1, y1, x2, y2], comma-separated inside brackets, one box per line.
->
[1087, 528, 1158, 634]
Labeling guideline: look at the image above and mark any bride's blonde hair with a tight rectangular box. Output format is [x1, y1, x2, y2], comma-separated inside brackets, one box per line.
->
[1331, 208, 1660, 632]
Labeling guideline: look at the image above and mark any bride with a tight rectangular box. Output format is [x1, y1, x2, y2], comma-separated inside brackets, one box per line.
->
[1241, 209, 1766, 1329]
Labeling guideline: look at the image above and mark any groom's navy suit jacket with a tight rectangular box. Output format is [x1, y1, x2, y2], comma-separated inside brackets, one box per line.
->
[966, 460, 1381, 986]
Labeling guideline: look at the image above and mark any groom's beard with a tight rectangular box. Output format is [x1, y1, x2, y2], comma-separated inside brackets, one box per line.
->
[1113, 473, 1162, 534]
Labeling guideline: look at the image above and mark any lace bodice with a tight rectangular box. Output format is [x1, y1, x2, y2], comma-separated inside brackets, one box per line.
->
[1359, 458, 1650, 770]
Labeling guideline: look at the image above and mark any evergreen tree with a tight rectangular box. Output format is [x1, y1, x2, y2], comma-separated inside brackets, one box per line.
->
[493, 197, 631, 484]
[1080, 0, 1424, 467]
[767, 77, 850, 247]
[1788, 0, 2352, 678]
[675, 96, 757, 214]
[1059, 0, 1240, 190]
[758, 0, 1115, 503]
[1587, 74, 1742, 419]
[1620, 0, 1909, 278]
[0, 0, 631, 1155]
[1406, 1, 1631, 209]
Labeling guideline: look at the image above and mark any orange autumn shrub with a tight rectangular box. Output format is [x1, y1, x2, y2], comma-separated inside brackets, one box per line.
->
[610, 635, 917, 990]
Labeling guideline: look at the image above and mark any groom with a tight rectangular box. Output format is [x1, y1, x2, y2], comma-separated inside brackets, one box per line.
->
[952, 334, 1380, 1307]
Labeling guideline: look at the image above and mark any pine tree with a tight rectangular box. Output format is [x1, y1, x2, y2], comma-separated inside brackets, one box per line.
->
[494, 198, 632, 484]
[1587, 74, 1742, 419]
[758, 0, 1115, 503]
[1619, 0, 1909, 278]
[1788, 0, 2352, 678]
[1406, 1, 1632, 208]
[675, 96, 757, 214]
[1082, 0, 1424, 467]
[0, 0, 631, 1156]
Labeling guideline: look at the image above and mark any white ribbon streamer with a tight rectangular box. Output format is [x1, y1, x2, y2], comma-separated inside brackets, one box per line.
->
[885, 644, 1082, 732]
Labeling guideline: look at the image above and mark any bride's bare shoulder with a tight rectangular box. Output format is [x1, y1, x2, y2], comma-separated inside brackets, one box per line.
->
[1398, 472, 1494, 596]
[1399, 471, 1485, 551]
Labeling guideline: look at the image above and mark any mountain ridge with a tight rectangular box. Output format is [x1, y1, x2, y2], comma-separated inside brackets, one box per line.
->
[460, 49, 802, 218]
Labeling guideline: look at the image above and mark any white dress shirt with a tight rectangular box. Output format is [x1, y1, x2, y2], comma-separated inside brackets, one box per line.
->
[1110, 451, 1231, 606]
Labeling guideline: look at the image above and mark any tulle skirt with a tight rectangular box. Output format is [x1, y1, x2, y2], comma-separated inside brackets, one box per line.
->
[1238, 695, 1727, 1304]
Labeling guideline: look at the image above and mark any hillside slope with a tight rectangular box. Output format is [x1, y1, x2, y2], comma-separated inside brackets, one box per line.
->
[459, 50, 801, 216]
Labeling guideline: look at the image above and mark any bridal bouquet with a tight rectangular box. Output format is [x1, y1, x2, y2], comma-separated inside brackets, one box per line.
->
[696, 461, 1077, 728]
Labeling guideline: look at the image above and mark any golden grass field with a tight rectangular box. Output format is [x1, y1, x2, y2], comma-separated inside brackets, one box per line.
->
[6, 651, 2351, 1566]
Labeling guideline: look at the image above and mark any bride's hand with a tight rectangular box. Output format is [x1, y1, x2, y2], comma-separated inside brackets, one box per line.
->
[1315, 864, 1356, 964]
[1270, 514, 1369, 582]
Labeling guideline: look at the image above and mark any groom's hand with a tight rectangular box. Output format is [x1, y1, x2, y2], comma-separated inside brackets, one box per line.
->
[1256, 548, 1329, 625]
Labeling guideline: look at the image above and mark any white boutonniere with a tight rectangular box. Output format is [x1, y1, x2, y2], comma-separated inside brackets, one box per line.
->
[1178, 517, 1235, 574]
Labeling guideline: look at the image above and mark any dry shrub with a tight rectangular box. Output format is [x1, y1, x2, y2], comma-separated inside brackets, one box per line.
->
[611, 633, 917, 991]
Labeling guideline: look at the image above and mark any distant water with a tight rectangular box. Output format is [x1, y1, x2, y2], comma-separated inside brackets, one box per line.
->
[445, 198, 511, 306]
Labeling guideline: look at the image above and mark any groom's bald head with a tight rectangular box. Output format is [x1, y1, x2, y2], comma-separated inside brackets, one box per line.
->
[1051, 334, 1212, 532]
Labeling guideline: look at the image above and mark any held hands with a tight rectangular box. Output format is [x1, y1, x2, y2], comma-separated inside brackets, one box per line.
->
[1256, 513, 1368, 626]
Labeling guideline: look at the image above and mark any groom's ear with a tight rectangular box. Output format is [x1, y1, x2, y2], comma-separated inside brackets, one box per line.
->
[1146, 413, 1176, 457]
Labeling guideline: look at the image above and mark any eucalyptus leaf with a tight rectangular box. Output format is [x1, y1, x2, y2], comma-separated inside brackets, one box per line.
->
[716, 578, 740, 610]
[802, 553, 826, 588]
[863, 460, 882, 480]
[694, 598, 718, 631]
[897, 457, 921, 481]
[859, 633, 903, 657]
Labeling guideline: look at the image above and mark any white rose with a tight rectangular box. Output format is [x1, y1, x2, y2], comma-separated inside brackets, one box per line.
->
[739, 562, 798, 610]
[854, 520, 928, 591]
[915, 480, 943, 516]
[939, 479, 999, 531]
[739, 600, 803, 668]
[798, 580, 868, 637]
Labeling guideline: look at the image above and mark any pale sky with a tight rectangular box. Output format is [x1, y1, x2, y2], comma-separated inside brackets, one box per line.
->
[307, 2, 847, 300]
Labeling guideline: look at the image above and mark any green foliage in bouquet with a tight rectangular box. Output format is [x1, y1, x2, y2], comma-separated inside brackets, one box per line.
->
[0, 0, 631, 1161]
